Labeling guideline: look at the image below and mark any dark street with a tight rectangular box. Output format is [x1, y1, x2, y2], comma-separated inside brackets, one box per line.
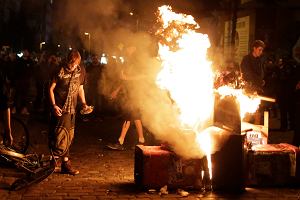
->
[0, 112, 300, 199]
[1, 0, 300, 199]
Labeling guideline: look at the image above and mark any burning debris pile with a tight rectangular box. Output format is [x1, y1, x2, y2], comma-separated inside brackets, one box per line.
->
[152, 4, 266, 159]
[134, 5, 281, 192]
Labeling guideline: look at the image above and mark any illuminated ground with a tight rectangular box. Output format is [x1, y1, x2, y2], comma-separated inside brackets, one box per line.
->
[0, 111, 299, 199]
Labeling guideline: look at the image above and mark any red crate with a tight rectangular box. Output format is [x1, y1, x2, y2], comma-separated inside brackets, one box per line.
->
[134, 145, 171, 189]
[134, 145, 203, 189]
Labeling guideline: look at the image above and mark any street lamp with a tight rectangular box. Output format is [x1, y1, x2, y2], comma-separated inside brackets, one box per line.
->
[129, 12, 139, 31]
[84, 32, 91, 56]
[40, 41, 45, 51]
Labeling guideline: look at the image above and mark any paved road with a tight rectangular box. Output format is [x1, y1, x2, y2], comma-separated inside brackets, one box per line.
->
[0, 113, 300, 199]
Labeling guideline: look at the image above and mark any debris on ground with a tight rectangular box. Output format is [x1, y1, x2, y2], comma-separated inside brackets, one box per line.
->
[148, 189, 156, 194]
[159, 185, 168, 195]
[177, 189, 189, 197]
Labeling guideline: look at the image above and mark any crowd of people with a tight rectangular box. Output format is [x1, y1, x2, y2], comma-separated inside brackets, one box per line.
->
[1, 39, 300, 176]
[0, 45, 150, 174]
[0, 48, 105, 175]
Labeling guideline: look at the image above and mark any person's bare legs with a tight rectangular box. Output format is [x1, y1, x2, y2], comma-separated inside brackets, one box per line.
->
[118, 120, 131, 145]
[134, 119, 145, 144]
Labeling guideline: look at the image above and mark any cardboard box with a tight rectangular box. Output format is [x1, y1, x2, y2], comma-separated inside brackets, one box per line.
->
[247, 143, 300, 186]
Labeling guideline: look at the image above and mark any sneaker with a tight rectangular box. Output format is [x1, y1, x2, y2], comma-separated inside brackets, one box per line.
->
[61, 160, 79, 175]
[106, 143, 125, 151]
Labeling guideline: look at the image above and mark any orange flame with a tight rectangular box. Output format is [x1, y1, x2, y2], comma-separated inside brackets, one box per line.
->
[155, 5, 262, 182]
[196, 129, 212, 180]
[216, 86, 261, 119]
[156, 5, 214, 130]
[155, 5, 214, 179]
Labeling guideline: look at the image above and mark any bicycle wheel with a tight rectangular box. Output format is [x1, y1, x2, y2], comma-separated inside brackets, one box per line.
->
[10, 116, 30, 154]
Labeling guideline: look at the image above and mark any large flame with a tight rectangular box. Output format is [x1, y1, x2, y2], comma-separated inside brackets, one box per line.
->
[156, 5, 214, 130]
[155, 5, 214, 179]
[155, 6, 261, 182]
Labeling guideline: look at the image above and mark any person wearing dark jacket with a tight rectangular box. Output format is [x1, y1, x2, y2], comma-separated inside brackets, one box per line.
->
[240, 40, 265, 124]
[241, 40, 266, 94]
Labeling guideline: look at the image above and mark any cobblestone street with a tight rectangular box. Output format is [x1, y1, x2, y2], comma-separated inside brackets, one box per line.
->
[0, 113, 300, 199]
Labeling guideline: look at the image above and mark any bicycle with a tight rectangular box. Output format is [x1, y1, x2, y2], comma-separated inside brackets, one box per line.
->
[0, 115, 55, 191]
[0, 144, 55, 190]
[0, 115, 29, 154]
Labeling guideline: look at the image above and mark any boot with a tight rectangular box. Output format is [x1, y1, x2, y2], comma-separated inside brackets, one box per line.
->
[61, 160, 79, 175]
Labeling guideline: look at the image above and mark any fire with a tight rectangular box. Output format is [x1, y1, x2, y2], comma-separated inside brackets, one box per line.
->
[216, 86, 261, 119]
[196, 128, 212, 180]
[154, 5, 263, 187]
[155, 5, 214, 179]
[156, 5, 214, 130]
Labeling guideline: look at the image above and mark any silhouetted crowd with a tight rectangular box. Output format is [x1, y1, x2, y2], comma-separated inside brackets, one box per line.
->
[0, 49, 105, 118]
[1, 48, 300, 147]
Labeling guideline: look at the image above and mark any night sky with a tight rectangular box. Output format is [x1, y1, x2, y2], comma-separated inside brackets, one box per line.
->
[0, 0, 227, 51]
[0, 0, 299, 54]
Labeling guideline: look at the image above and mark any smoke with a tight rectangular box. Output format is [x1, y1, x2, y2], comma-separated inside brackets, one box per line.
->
[54, 0, 231, 160]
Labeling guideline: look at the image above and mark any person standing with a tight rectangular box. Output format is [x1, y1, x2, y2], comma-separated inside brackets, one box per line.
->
[292, 63, 300, 147]
[106, 45, 145, 150]
[85, 54, 104, 116]
[49, 50, 90, 175]
[241, 40, 266, 93]
[240, 40, 266, 124]
[15, 49, 35, 115]
[276, 58, 296, 131]
[0, 54, 13, 146]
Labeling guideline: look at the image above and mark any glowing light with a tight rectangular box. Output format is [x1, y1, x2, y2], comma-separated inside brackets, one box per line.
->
[216, 86, 261, 119]
[156, 5, 214, 130]
[100, 54, 108, 65]
[156, 5, 214, 179]
[196, 128, 213, 179]
[17, 52, 23, 58]
[119, 56, 124, 63]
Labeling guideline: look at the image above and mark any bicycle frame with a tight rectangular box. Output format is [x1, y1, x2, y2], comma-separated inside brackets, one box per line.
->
[0, 144, 55, 190]
[0, 115, 30, 154]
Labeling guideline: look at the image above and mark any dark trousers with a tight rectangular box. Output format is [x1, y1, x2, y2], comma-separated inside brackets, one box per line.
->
[49, 113, 75, 158]
[278, 97, 295, 130]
